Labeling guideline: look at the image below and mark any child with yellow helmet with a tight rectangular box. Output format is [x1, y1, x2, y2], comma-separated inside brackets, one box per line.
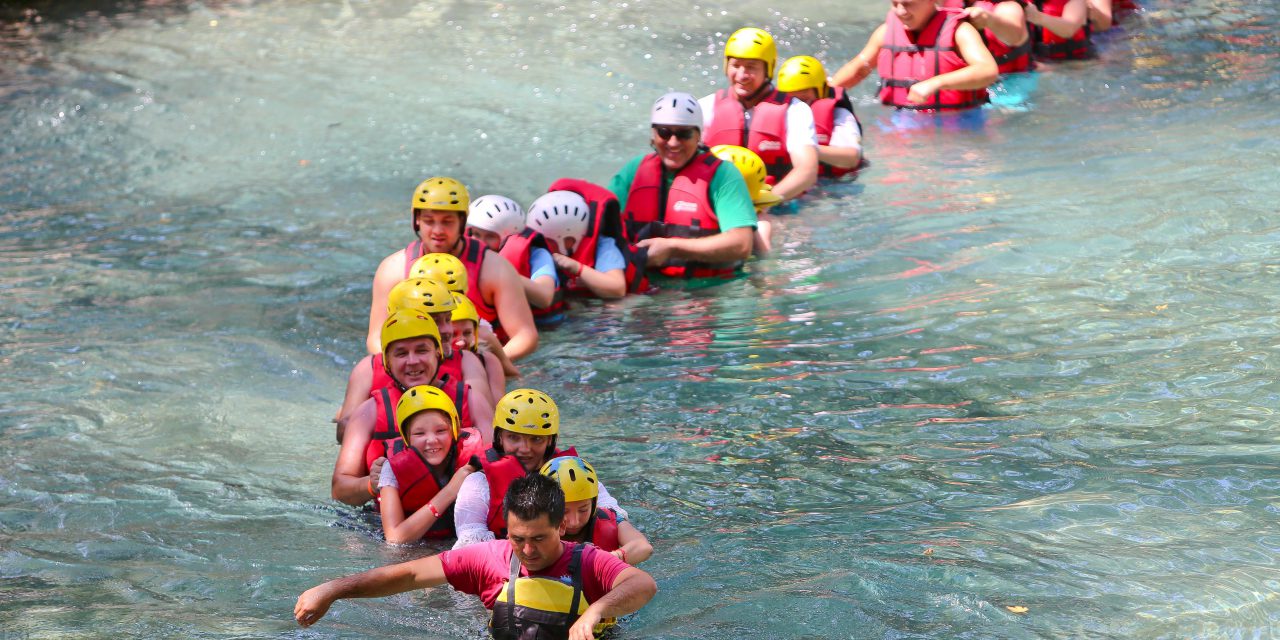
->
[451, 292, 507, 404]
[540, 456, 653, 566]
[452, 389, 631, 548]
[777, 55, 864, 177]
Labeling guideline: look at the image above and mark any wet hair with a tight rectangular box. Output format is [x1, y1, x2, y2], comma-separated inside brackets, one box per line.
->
[491, 427, 558, 461]
[503, 474, 565, 527]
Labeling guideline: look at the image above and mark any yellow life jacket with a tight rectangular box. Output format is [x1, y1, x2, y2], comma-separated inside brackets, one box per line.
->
[488, 544, 615, 639]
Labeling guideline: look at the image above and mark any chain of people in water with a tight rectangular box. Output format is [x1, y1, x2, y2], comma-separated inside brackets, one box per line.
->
[293, 0, 1139, 636]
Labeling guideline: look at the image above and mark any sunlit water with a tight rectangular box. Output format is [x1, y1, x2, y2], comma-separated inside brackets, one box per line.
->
[2, 0, 1280, 637]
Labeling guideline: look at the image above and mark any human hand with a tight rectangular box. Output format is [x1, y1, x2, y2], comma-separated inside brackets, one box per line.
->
[294, 584, 336, 627]
[551, 252, 582, 276]
[962, 5, 992, 28]
[1023, 3, 1042, 23]
[636, 237, 675, 266]
[368, 457, 387, 485]
[907, 79, 939, 105]
[568, 610, 603, 640]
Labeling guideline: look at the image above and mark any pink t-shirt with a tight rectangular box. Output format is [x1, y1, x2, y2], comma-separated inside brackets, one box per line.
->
[440, 539, 629, 609]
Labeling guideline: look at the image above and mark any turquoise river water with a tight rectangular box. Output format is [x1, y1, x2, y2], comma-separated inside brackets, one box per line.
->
[2, 0, 1280, 638]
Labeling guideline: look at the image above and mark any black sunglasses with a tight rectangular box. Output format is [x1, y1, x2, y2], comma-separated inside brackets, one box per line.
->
[652, 126, 698, 141]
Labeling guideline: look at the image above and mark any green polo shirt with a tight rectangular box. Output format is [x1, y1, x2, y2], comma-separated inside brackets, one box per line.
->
[607, 154, 758, 231]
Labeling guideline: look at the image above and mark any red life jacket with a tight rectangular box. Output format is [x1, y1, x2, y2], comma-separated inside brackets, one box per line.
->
[576, 508, 621, 552]
[369, 354, 396, 396]
[403, 236, 500, 327]
[498, 228, 566, 324]
[878, 7, 990, 111]
[1032, 0, 1092, 59]
[547, 178, 650, 295]
[959, 0, 1033, 72]
[481, 445, 579, 537]
[384, 427, 488, 538]
[621, 152, 741, 279]
[364, 377, 473, 472]
[704, 88, 793, 181]
[809, 87, 863, 179]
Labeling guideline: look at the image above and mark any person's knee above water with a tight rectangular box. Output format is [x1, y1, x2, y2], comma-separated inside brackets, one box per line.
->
[776, 56, 864, 177]
[377, 385, 486, 544]
[830, 0, 998, 111]
[366, 177, 538, 362]
[607, 92, 759, 279]
[526, 190, 636, 301]
[331, 310, 485, 507]
[453, 389, 629, 548]
[468, 195, 561, 317]
[540, 456, 653, 566]
[451, 292, 507, 406]
[1025, 0, 1093, 60]
[699, 27, 819, 201]
[296, 473, 658, 640]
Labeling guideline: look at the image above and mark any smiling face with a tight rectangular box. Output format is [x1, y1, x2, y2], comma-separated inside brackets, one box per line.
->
[386, 336, 439, 388]
[507, 512, 566, 572]
[892, 0, 938, 32]
[414, 210, 465, 254]
[404, 410, 454, 466]
[726, 57, 769, 100]
[650, 125, 701, 171]
[498, 430, 552, 473]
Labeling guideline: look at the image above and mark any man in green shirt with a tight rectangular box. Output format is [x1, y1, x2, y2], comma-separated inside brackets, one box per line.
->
[608, 92, 760, 278]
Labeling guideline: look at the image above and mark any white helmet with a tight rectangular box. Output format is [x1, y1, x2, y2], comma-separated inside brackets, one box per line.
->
[650, 91, 703, 128]
[468, 195, 526, 239]
[526, 191, 590, 254]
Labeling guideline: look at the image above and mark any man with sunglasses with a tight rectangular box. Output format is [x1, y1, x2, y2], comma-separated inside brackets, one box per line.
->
[700, 27, 820, 202]
[607, 92, 759, 279]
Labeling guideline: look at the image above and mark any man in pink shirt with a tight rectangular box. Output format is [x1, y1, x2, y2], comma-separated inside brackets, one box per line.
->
[295, 474, 657, 640]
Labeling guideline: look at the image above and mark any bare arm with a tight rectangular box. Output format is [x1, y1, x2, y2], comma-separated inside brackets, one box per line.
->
[366, 251, 406, 355]
[459, 350, 494, 408]
[831, 25, 886, 88]
[819, 144, 863, 169]
[1087, 0, 1112, 31]
[481, 351, 507, 401]
[907, 22, 998, 104]
[613, 521, 653, 565]
[771, 144, 818, 201]
[1026, 0, 1087, 39]
[483, 256, 539, 361]
[334, 355, 375, 443]
[295, 555, 448, 627]
[466, 385, 495, 444]
[552, 253, 626, 300]
[522, 274, 557, 309]
[638, 226, 754, 267]
[567, 568, 658, 640]
[967, 1, 1029, 47]
[381, 465, 476, 544]
[331, 400, 381, 506]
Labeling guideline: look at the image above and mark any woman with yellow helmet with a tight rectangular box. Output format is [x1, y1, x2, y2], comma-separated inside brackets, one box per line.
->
[452, 389, 631, 548]
[540, 456, 653, 565]
[376, 385, 486, 544]
[777, 55, 865, 177]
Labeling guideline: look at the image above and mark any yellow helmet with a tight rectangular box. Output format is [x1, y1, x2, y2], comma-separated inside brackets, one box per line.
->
[387, 277, 457, 316]
[379, 309, 441, 367]
[396, 385, 460, 443]
[450, 292, 480, 326]
[777, 55, 829, 99]
[411, 177, 470, 231]
[710, 145, 784, 209]
[493, 388, 559, 436]
[410, 252, 469, 293]
[724, 27, 777, 79]
[540, 456, 599, 502]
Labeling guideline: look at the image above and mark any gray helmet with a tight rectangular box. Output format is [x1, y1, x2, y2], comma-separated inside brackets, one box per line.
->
[650, 91, 703, 128]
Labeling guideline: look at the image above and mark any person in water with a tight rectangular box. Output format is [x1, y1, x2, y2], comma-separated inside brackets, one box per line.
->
[335, 276, 493, 443]
[467, 194, 560, 314]
[453, 389, 631, 547]
[417, 251, 520, 381]
[540, 456, 653, 566]
[377, 385, 484, 544]
[831, 0, 998, 111]
[775, 56, 864, 177]
[526, 190, 630, 300]
[451, 292, 507, 405]
[699, 27, 820, 202]
[296, 474, 657, 640]
[609, 91, 761, 279]
[331, 310, 488, 507]
[365, 177, 538, 361]
[938, 0, 1033, 74]
[1025, 0, 1092, 60]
